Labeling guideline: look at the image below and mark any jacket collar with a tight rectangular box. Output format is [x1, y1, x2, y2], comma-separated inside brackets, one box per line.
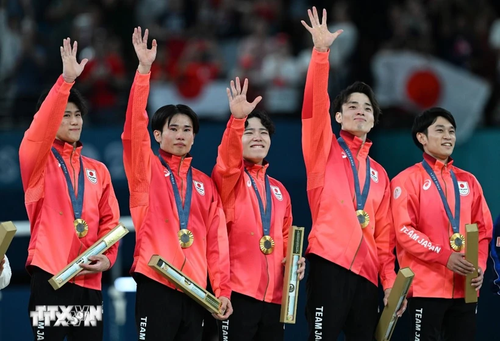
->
[158, 149, 193, 176]
[52, 139, 82, 159]
[423, 152, 454, 172]
[339, 130, 372, 159]
[244, 159, 269, 180]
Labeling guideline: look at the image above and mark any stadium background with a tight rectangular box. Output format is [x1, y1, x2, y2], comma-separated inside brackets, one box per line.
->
[1, 0, 500, 340]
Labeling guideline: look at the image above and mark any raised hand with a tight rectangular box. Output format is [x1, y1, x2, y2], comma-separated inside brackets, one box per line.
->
[132, 26, 157, 74]
[226, 77, 262, 119]
[301, 7, 343, 52]
[60, 38, 88, 83]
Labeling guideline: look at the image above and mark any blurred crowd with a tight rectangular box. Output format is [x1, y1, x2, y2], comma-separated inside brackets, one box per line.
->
[1, 0, 500, 129]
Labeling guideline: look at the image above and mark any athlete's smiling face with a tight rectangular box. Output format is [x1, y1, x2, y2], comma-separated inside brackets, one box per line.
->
[335, 92, 375, 140]
[242, 117, 271, 165]
[417, 116, 456, 162]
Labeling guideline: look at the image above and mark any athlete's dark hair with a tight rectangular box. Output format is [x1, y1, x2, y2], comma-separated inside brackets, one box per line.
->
[151, 104, 200, 138]
[36, 88, 88, 116]
[245, 109, 275, 136]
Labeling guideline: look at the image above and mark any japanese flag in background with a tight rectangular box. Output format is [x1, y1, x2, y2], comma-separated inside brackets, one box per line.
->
[372, 50, 491, 143]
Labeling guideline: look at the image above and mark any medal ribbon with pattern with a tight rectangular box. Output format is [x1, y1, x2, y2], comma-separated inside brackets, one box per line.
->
[338, 137, 371, 228]
[51, 147, 88, 237]
[244, 168, 274, 254]
[159, 155, 194, 248]
[421, 159, 463, 251]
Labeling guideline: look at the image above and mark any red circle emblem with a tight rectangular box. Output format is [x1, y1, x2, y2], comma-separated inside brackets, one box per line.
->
[406, 70, 441, 109]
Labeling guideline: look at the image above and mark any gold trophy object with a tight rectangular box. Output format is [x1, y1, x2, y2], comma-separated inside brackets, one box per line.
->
[280, 225, 305, 324]
[375, 268, 415, 341]
[49, 223, 129, 290]
[148, 255, 221, 315]
[0, 221, 17, 260]
[464, 223, 479, 303]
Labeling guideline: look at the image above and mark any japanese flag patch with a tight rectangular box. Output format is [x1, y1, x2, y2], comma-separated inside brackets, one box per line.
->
[271, 186, 283, 201]
[86, 169, 97, 184]
[458, 181, 470, 196]
[193, 180, 205, 196]
[370, 168, 379, 183]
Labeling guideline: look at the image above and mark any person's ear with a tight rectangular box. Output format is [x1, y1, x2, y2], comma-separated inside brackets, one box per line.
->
[154, 130, 162, 143]
[416, 132, 427, 147]
[335, 111, 342, 124]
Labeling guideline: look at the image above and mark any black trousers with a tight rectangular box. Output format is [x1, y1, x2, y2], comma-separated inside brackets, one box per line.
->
[28, 267, 103, 341]
[408, 297, 476, 341]
[135, 273, 205, 341]
[217, 292, 284, 341]
[305, 254, 379, 341]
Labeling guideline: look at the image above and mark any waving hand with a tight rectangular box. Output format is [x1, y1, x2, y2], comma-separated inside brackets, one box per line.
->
[132, 26, 157, 74]
[301, 7, 343, 52]
[226, 77, 262, 119]
[61, 38, 88, 83]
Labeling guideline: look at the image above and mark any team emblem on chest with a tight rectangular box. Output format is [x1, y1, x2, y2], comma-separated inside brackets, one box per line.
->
[271, 186, 283, 201]
[86, 169, 97, 184]
[370, 168, 378, 183]
[458, 181, 469, 196]
[193, 180, 205, 196]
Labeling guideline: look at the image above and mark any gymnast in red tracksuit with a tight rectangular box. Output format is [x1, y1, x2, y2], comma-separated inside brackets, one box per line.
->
[212, 77, 305, 341]
[391, 107, 493, 340]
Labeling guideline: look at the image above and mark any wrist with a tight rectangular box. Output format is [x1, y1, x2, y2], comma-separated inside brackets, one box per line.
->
[314, 46, 329, 53]
[138, 64, 151, 74]
[63, 75, 75, 83]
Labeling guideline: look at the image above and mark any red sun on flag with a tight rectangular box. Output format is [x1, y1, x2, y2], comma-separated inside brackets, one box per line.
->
[406, 70, 441, 109]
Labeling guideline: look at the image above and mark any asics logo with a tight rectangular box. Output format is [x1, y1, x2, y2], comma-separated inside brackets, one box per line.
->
[423, 179, 432, 190]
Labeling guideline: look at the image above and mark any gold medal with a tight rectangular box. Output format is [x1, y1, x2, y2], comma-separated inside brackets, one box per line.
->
[356, 210, 370, 228]
[259, 236, 275, 255]
[178, 229, 194, 248]
[449, 233, 465, 252]
[74, 219, 88, 238]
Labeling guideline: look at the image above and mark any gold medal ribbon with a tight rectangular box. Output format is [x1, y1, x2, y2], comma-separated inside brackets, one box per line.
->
[159, 156, 194, 248]
[338, 138, 371, 228]
[422, 160, 462, 252]
[51, 147, 86, 238]
[244, 169, 273, 255]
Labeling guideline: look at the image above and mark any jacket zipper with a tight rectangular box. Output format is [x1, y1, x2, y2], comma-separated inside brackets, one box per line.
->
[349, 236, 363, 270]
[262, 254, 270, 301]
